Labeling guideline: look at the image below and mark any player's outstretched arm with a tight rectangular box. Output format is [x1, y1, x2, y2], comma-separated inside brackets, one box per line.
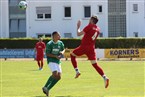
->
[77, 20, 84, 36]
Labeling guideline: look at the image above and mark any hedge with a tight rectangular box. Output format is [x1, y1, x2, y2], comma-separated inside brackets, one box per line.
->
[0, 38, 145, 49]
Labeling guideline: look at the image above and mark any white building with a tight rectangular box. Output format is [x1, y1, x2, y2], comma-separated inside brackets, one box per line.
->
[0, 0, 145, 38]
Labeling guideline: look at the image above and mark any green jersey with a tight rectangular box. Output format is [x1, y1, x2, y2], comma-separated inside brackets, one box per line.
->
[46, 40, 64, 64]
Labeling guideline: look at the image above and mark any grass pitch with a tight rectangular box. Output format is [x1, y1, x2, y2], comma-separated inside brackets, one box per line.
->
[0, 59, 144, 97]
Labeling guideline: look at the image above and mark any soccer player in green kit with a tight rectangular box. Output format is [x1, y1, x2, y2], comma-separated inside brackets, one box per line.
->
[42, 31, 65, 96]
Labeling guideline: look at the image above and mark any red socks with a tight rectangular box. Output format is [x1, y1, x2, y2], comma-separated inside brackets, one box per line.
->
[37, 60, 43, 69]
[92, 63, 104, 76]
[37, 61, 40, 68]
[70, 54, 77, 68]
[41, 60, 43, 68]
[71, 53, 104, 77]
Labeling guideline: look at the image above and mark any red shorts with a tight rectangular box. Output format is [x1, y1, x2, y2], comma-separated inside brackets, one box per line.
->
[36, 54, 44, 61]
[72, 45, 96, 60]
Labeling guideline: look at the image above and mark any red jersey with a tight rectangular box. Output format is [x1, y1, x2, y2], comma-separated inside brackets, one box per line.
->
[35, 42, 46, 56]
[81, 23, 100, 46]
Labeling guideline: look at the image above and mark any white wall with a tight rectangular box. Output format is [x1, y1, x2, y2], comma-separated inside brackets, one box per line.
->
[96, 49, 104, 58]
[26, 0, 108, 38]
[0, 0, 9, 38]
[96, 0, 108, 37]
[126, 0, 145, 37]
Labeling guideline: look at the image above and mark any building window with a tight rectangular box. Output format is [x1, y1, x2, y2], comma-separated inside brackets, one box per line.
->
[19, 19, 26, 32]
[134, 32, 138, 37]
[9, 19, 26, 32]
[45, 34, 51, 37]
[64, 7, 71, 17]
[98, 5, 103, 13]
[37, 34, 51, 38]
[45, 14, 51, 19]
[37, 14, 43, 18]
[84, 6, 91, 18]
[36, 7, 51, 19]
[9, 0, 18, 6]
[10, 19, 18, 32]
[64, 33, 72, 38]
[9, 0, 26, 38]
[133, 4, 138, 12]
[108, 0, 126, 37]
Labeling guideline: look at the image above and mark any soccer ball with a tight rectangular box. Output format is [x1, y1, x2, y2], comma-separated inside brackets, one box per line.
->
[18, 1, 27, 10]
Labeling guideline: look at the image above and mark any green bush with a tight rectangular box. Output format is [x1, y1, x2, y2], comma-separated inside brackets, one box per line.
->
[0, 38, 145, 49]
[96, 38, 145, 48]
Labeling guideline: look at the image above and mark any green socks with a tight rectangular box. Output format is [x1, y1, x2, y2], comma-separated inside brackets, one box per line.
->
[47, 78, 59, 90]
[44, 76, 53, 87]
[44, 76, 59, 91]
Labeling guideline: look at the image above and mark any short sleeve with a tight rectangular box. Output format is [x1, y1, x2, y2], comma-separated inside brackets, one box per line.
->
[46, 43, 52, 54]
[83, 24, 91, 33]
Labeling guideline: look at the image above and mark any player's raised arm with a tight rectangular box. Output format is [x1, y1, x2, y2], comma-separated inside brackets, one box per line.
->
[77, 20, 84, 36]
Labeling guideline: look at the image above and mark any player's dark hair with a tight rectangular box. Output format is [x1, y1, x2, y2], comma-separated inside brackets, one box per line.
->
[91, 15, 98, 24]
[52, 31, 58, 37]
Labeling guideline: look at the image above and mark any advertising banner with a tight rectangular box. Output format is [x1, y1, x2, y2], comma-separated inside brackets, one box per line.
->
[105, 49, 145, 58]
[0, 49, 35, 58]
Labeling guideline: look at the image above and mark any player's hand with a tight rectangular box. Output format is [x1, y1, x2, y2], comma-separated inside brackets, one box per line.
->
[59, 52, 63, 55]
[77, 20, 81, 29]
[55, 56, 61, 60]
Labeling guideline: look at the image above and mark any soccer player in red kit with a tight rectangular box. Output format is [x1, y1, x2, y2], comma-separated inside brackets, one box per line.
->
[35, 38, 46, 70]
[70, 15, 109, 88]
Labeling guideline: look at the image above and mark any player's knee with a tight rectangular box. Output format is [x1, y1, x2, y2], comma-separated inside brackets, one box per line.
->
[70, 53, 73, 57]
[57, 73, 61, 80]
[90, 60, 97, 64]
[57, 75, 61, 80]
[70, 52, 76, 57]
[52, 71, 58, 78]
[53, 74, 61, 80]
[52, 74, 57, 79]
